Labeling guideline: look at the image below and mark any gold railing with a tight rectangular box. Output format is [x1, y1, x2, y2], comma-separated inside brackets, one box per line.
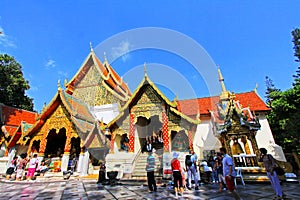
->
[233, 154, 259, 167]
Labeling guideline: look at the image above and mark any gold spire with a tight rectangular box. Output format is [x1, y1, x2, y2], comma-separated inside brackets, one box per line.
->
[218, 67, 230, 100]
[42, 102, 47, 113]
[90, 42, 94, 52]
[144, 62, 147, 77]
[254, 83, 258, 93]
[104, 51, 107, 62]
[57, 79, 62, 91]
[64, 78, 68, 87]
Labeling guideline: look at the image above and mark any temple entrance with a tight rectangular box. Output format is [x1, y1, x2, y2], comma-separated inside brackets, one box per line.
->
[44, 128, 66, 158]
[136, 115, 163, 153]
[171, 130, 189, 152]
[31, 140, 40, 154]
[70, 137, 81, 159]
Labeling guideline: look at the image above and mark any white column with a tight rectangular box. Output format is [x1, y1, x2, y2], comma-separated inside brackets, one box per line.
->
[80, 149, 89, 176]
[61, 153, 70, 172]
[77, 153, 84, 173]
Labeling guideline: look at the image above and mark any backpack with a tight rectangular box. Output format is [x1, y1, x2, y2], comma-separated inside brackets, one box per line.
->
[185, 154, 193, 166]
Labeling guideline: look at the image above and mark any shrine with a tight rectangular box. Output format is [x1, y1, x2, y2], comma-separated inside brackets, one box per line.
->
[0, 45, 289, 180]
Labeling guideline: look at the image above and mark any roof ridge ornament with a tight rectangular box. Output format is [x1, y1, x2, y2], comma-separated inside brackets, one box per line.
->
[144, 62, 147, 77]
[90, 42, 94, 52]
[104, 51, 107, 63]
[254, 83, 258, 93]
[217, 66, 231, 100]
[57, 79, 62, 91]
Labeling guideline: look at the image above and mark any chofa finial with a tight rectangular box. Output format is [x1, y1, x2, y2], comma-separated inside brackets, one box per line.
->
[144, 62, 147, 77]
[104, 51, 107, 62]
[90, 42, 94, 52]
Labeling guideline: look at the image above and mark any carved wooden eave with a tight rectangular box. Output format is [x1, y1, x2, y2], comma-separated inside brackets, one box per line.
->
[170, 107, 200, 125]
[124, 75, 177, 111]
[108, 75, 199, 132]
[8, 122, 33, 147]
[21, 89, 97, 144]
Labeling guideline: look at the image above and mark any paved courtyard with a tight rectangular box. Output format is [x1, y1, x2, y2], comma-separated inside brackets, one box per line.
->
[0, 177, 299, 200]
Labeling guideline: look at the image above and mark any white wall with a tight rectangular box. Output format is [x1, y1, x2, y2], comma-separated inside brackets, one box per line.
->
[256, 115, 286, 162]
[194, 120, 221, 160]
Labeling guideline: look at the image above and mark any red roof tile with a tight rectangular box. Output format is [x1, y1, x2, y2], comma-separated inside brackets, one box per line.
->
[2, 105, 37, 126]
[177, 91, 270, 117]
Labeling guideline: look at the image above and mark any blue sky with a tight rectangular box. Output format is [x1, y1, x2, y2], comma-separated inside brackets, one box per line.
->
[1, 1, 300, 112]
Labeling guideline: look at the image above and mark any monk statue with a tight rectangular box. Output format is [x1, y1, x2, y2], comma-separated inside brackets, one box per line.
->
[231, 136, 244, 155]
[241, 135, 252, 154]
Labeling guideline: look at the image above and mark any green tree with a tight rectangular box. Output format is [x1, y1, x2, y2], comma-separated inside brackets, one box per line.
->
[0, 54, 34, 111]
[266, 28, 300, 152]
[292, 28, 300, 86]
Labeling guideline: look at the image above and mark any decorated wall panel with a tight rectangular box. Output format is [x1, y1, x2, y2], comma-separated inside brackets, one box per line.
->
[133, 86, 163, 120]
[72, 65, 123, 106]
[31, 104, 78, 155]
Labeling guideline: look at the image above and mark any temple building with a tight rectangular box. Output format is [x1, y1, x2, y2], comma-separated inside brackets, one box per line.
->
[0, 46, 288, 179]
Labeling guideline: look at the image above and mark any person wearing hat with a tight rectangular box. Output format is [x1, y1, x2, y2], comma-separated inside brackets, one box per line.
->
[171, 152, 184, 197]
[145, 148, 157, 192]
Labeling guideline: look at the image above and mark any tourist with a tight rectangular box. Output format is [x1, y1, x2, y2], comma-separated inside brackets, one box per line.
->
[220, 147, 241, 200]
[146, 137, 152, 152]
[6, 156, 18, 180]
[214, 152, 225, 192]
[209, 156, 218, 183]
[36, 160, 48, 175]
[186, 149, 199, 190]
[27, 154, 39, 181]
[120, 134, 129, 152]
[16, 153, 27, 181]
[145, 148, 157, 192]
[97, 162, 106, 184]
[171, 151, 184, 197]
[259, 148, 285, 200]
[201, 160, 213, 184]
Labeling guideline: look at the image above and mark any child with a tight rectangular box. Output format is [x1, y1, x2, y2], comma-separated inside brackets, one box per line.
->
[6, 156, 18, 180]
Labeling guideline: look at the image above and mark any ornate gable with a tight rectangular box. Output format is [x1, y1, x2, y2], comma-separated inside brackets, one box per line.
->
[65, 49, 131, 107]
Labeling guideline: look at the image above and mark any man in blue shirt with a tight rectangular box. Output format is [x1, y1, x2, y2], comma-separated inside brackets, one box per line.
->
[220, 147, 241, 200]
[146, 149, 157, 192]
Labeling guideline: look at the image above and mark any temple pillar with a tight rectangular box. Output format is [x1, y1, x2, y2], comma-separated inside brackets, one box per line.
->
[61, 152, 70, 172]
[61, 126, 72, 172]
[64, 125, 72, 154]
[76, 147, 84, 173]
[162, 111, 170, 152]
[128, 113, 135, 152]
[77, 147, 89, 176]
[110, 133, 115, 153]
[4, 148, 9, 157]
[188, 130, 193, 150]
[39, 124, 49, 155]
[80, 148, 89, 176]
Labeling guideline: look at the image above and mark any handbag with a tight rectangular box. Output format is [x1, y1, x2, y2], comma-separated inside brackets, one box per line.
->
[274, 166, 285, 176]
[268, 154, 285, 176]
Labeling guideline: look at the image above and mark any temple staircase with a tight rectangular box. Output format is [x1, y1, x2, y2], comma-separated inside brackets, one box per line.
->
[131, 151, 163, 180]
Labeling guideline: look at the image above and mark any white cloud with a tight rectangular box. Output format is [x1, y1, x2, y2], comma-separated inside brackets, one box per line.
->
[45, 59, 56, 68]
[111, 41, 132, 62]
[0, 26, 16, 48]
[29, 85, 39, 92]
[58, 70, 68, 78]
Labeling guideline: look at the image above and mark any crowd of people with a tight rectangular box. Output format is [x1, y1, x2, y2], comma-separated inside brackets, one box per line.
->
[145, 147, 243, 199]
[143, 146, 287, 200]
[5, 153, 49, 181]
